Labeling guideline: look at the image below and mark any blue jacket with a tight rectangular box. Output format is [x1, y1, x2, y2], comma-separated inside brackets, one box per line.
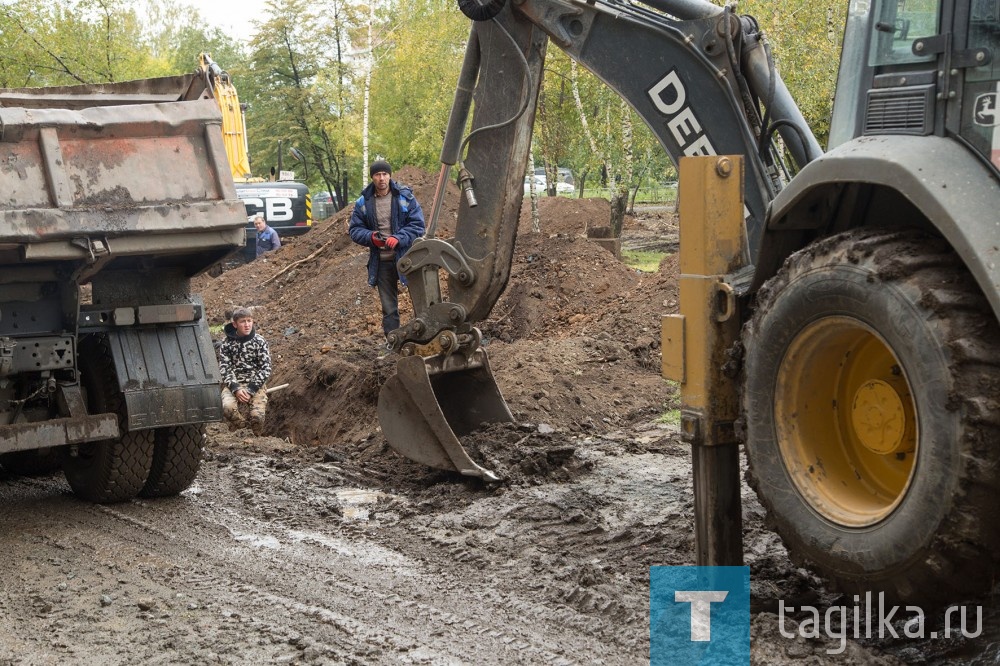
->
[256, 225, 281, 257]
[348, 179, 425, 286]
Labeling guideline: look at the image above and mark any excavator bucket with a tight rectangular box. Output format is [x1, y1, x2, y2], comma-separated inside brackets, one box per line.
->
[377, 349, 512, 482]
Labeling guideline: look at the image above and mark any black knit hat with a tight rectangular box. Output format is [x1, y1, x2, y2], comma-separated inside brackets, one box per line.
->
[369, 159, 392, 177]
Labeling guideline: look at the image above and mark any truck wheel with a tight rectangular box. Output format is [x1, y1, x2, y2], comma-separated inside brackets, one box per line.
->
[743, 229, 1000, 604]
[63, 335, 153, 503]
[140, 425, 205, 497]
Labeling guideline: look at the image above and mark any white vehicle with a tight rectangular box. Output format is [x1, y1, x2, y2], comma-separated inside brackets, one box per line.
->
[523, 174, 573, 195]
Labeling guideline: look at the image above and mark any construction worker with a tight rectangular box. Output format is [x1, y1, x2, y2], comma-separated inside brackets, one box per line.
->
[253, 213, 281, 257]
[348, 159, 426, 339]
[218, 307, 272, 435]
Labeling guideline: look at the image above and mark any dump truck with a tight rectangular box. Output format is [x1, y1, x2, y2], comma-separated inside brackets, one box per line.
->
[375, 0, 1000, 606]
[0, 74, 246, 502]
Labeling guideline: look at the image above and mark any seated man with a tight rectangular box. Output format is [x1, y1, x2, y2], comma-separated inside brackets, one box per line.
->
[217, 307, 271, 434]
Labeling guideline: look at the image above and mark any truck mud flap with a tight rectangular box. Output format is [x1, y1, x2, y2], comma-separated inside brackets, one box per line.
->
[104, 319, 222, 431]
[377, 350, 512, 482]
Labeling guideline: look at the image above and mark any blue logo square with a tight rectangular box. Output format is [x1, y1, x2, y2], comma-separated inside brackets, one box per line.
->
[650, 566, 750, 666]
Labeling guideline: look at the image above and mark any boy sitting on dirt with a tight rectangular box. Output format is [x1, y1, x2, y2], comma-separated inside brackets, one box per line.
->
[218, 307, 272, 435]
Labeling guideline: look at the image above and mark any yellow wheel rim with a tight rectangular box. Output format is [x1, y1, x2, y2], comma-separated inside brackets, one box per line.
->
[775, 316, 917, 526]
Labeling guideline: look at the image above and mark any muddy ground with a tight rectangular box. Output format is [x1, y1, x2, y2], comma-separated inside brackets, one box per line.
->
[1, 168, 997, 664]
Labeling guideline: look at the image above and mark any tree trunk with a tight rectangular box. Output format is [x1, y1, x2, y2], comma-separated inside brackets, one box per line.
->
[361, 2, 374, 185]
[528, 147, 540, 233]
[610, 190, 628, 237]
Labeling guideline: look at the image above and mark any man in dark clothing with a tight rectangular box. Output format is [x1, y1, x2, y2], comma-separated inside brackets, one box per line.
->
[253, 214, 281, 257]
[217, 307, 272, 434]
[348, 159, 426, 338]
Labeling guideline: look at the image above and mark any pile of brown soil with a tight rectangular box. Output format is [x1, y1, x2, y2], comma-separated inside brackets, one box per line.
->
[194, 166, 678, 458]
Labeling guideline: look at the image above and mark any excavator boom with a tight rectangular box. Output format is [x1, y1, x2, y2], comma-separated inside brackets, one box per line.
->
[378, 0, 819, 479]
[197, 53, 254, 182]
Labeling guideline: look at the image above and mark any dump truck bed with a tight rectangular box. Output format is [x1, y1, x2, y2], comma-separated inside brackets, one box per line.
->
[0, 75, 244, 272]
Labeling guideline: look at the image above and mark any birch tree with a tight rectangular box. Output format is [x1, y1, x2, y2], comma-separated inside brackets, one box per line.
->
[569, 59, 634, 236]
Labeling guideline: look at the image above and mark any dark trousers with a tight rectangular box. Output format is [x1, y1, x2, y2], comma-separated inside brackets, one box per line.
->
[376, 259, 400, 336]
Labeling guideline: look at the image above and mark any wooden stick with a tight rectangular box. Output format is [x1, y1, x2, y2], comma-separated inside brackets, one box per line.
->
[265, 383, 290, 394]
[262, 241, 332, 285]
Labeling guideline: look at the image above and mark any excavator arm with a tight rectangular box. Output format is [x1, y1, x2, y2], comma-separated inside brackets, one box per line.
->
[377, 0, 821, 480]
[197, 53, 254, 182]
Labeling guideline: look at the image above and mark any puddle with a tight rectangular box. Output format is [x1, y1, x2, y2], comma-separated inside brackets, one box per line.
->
[287, 530, 414, 570]
[334, 488, 386, 521]
[232, 532, 281, 550]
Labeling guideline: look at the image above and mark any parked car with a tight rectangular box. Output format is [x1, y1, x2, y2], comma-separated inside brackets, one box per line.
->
[533, 167, 574, 186]
[311, 190, 337, 222]
[524, 175, 574, 195]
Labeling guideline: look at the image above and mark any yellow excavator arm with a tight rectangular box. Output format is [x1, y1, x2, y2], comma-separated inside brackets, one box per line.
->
[198, 53, 253, 182]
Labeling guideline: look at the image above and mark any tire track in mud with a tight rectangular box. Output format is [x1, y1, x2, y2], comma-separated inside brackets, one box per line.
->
[394, 515, 647, 646]
[198, 451, 654, 662]
[0, 435, 678, 666]
[115, 500, 593, 664]
[194, 459, 638, 663]
[7, 462, 620, 663]
[7, 480, 472, 663]
[0, 433, 676, 664]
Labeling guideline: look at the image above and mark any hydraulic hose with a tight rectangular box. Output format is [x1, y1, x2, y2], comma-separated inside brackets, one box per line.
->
[458, 0, 506, 21]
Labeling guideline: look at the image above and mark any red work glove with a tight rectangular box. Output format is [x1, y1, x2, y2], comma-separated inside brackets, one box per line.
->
[385, 235, 399, 250]
[371, 231, 386, 248]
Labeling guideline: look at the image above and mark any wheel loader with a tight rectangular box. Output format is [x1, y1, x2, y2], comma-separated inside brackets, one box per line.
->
[376, 0, 1000, 605]
[0, 74, 246, 501]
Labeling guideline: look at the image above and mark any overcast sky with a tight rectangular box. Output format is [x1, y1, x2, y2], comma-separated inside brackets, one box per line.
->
[182, 0, 268, 42]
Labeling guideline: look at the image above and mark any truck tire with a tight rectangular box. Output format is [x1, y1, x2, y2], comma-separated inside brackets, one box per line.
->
[63, 335, 153, 503]
[742, 228, 1000, 604]
[140, 425, 205, 497]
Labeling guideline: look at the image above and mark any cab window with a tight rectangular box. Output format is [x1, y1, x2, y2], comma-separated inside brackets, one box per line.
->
[870, 0, 942, 65]
[968, 0, 1000, 82]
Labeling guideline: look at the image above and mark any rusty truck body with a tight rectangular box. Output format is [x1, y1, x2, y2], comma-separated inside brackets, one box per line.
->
[0, 74, 245, 501]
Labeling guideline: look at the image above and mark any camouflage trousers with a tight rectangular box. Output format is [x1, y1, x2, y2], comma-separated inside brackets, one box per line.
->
[221, 386, 268, 435]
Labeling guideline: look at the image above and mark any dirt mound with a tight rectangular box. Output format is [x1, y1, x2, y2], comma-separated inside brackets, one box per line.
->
[194, 166, 679, 469]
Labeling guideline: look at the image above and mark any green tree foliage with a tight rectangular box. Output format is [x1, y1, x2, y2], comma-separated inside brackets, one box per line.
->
[366, 1, 470, 171]
[535, 50, 577, 194]
[0, 0, 242, 87]
[0, 0, 845, 209]
[144, 0, 244, 77]
[242, 0, 363, 207]
[0, 0, 156, 86]
[730, 1, 846, 147]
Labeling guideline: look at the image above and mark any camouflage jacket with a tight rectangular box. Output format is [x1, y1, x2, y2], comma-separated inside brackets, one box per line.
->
[218, 323, 272, 395]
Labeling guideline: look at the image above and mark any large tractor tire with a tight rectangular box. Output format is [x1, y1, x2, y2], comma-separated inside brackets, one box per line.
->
[743, 229, 1000, 605]
[140, 425, 205, 498]
[63, 335, 153, 503]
